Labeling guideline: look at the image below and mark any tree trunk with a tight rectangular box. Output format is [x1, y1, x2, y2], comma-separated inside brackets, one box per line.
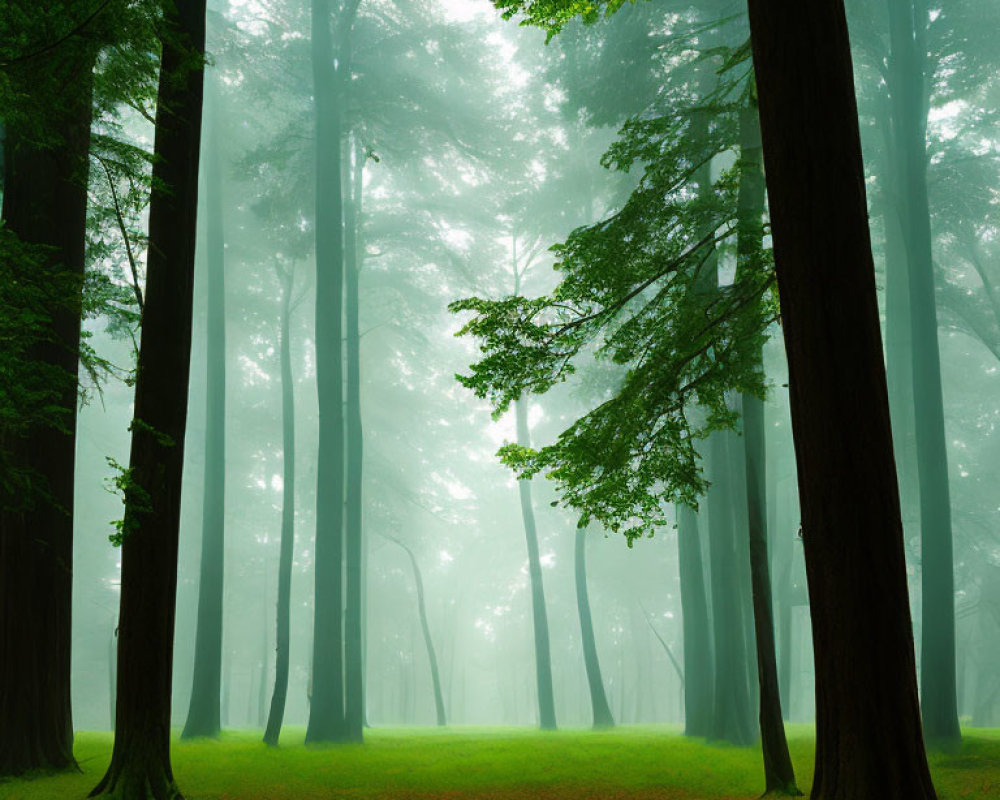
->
[706, 432, 756, 746]
[746, 0, 938, 796]
[89, 1, 206, 795]
[307, 0, 348, 744]
[264, 269, 297, 747]
[515, 398, 557, 730]
[885, 0, 961, 747]
[574, 526, 614, 728]
[344, 136, 365, 742]
[737, 100, 800, 796]
[182, 80, 226, 741]
[676, 504, 713, 737]
[0, 40, 95, 777]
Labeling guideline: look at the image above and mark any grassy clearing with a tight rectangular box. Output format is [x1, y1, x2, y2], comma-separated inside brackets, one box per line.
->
[3, 725, 999, 799]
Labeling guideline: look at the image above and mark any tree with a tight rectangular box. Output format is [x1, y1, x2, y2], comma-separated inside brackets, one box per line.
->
[574, 526, 614, 728]
[182, 73, 227, 741]
[675, 504, 712, 736]
[745, 0, 938, 795]
[90, 0, 206, 794]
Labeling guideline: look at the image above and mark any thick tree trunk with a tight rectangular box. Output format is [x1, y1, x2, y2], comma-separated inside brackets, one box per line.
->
[89, 1, 206, 796]
[515, 398, 557, 730]
[182, 82, 226, 741]
[264, 269, 297, 747]
[307, 0, 348, 744]
[0, 38, 95, 777]
[676, 504, 713, 737]
[706, 432, 756, 746]
[737, 101, 799, 796]
[746, 1, 938, 796]
[885, 0, 961, 747]
[574, 526, 614, 729]
[344, 137, 365, 742]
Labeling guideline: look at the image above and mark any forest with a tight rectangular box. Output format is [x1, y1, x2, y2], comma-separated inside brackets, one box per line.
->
[1, 0, 998, 799]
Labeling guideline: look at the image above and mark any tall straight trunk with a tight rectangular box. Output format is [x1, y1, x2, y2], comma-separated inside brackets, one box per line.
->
[389, 537, 446, 726]
[515, 398, 557, 730]
[706, 432, 756, 746]
[307, 0, 348, 744]
[344, 136, 365, 742]
[886, 0, 960, 746]
[264, 268, 297, 746]
[0, 43, 95, 776]
[737, 101, 799, 795]
[574, 526, 614, 728]
[746, 0, 937, 796]
[676, 504, 713, 737]
[90, 0, 206, 795]
[182, 82, 226, 740]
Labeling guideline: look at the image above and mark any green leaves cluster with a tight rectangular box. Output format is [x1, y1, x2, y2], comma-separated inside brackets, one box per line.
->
[453, 53, 775, 539]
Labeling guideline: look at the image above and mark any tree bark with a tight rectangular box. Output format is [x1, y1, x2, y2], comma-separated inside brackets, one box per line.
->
[307, 0, 348, 744]
[0, 61, 94, 780]
[746, 0, 938, 796]
[515, 398, 558, 730]
[264, 267, 297, 747]
[676, 504, 713, 737]
[344, 135, 365, 742]
[574, 526, 614, 728]
[182, 79, 226, 741]
[885, 0, 961, 747]
[89, 0, 206, 795]
[737, 100, 799, 796]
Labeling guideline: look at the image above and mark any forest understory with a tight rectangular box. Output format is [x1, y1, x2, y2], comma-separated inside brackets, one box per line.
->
[4, 727, 1000, 800]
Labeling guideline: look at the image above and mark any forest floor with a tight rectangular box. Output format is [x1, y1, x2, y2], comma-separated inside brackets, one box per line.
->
[4, 725, 1000, 800]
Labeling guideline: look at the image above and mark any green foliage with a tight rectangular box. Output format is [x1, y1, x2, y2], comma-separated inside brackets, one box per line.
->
[103, 455, 151, 546]
[493, 0, 641, 41]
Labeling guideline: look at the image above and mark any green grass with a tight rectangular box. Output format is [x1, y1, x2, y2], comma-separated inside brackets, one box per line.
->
[3, 725, 1000, 799]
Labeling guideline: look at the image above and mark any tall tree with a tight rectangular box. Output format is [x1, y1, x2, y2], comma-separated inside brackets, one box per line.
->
[182, 75, 227, 741]
[306, 0, 359, 745]
[745, 0, 938, 795]
[676, 504, 713, 737]
[90, 0, 206, 794]
[263, 263, 299, 747]
[0, 2, 101, 775]
[574, 526, 614, 728]
[885, 0, 961, 746]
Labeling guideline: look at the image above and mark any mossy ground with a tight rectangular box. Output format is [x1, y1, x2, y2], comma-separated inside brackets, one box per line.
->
[3, 725, 999, 799]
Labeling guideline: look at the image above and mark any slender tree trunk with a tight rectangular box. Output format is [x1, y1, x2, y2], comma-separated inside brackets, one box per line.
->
[746, 0, 938, 796]
[90, 1, 206, 795]
[574, 526, 614, 728]
[307, 0, 348, 744]
[0, 41, 95, 777]
[388, 537, 446, 726]
[706, 432, 756, 746]
[737, 100, 800, 795]
[264, 269, 297, 746]
[515, 398, 558, 730]
[676, 504, 713, 737]
[886, 0, 960, 747]
[344, 136, 365, 742]
[182, 80, 226, 741]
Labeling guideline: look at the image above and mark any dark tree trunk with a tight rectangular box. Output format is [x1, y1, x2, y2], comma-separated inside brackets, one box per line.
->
[737, 101, 799, 796]
[574, 527, 614, 729]
[344, 136, 365, 743]
[182, 82, 226, 741]
[264, 268, 297, 747]
[89, 0, 206, 795]
[746, 0, 938, 796]
[0, 38, 95, 777]
[706, 432, 756, 746]
[515, 398, 557, 730]
[389, 537, 446, 726]
[307, 0, 348, 744]
[676, 504, 713, 737]
[885, 0, 961, 747]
